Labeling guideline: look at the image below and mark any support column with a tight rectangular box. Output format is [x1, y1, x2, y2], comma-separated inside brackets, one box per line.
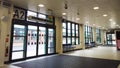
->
[80, 24, 85, 49]
[55, 17, 63, 54]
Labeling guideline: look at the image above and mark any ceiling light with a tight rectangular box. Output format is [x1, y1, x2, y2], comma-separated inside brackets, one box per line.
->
[103, 14, 108, 17]
[93, 7, 99, 10]
[38, 4, 44, 7]
[113, 22, 116, 25]
[93, 24, 95, 26]
[62, 13, 66, 15]
[76, 18, 80, 20]
[86, 21, 89, 24]
[98, 26, 101, 28]
[109, 19, 112, 21]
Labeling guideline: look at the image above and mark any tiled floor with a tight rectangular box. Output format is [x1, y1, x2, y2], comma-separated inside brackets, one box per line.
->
[3, 46, 120, 68]
[64, 46, 120, 60]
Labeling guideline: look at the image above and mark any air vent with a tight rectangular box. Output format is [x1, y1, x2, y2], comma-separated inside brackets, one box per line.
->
[0, 0, 11, 8]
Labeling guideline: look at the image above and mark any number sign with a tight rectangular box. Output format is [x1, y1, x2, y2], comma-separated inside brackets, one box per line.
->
[13, 7, 26, 20]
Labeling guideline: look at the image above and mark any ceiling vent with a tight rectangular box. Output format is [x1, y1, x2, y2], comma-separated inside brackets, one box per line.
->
[0, 0, 12, 8]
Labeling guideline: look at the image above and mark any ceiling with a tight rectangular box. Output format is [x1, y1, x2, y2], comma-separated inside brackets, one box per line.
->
[10, 0, 120, 29]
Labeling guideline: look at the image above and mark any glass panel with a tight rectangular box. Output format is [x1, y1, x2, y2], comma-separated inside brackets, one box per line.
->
[76, 25, 78, 30]
[27, 11, 37, 17]
[68, 22, 71, 29]
[38, 14, 46, 19]
[68, 29, 71, 36]
[63, 38, 66, 44]
[48, 29, 54, 47]
[14, 25, 25, 36]
[72, 24, 75, 29]
[27, 11, 37, 22]
[62, 29, 66, 36]
[12, 51, 23, 60]
[113, 41, 116, 45]
[72, 38, 75, 45]
[112, 34, 116, 40]
[67, 37, 71, 44]
[76, 38, 79, 44]
[38, 27, 46, 55]
[48, 28, 54, 53]
[27, 25, 37, 57]
[48, 48, 54, 53]
[12, 25, 26, 60]
[108, 41, 112, 45]
[76, 30, 78, 37]
[63, 23, 66, 29]
[12, 37, 24, 51]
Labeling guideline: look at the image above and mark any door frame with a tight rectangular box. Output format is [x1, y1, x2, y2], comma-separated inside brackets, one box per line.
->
[9, 19, 56, 62]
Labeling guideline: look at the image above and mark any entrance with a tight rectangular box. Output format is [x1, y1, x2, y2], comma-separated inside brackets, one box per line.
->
[106, 33, 116, 46]
[10, 21, 56, 61]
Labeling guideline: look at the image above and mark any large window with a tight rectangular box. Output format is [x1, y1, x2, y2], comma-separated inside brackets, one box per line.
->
[96, 29, 101, 44]
[84, 25, 93, 44]
[62, 20, 80, 52]
[106, 33, 116, 46]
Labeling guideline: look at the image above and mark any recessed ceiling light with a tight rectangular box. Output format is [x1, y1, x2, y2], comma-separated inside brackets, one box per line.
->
[98, 26, 101, 28]
[86, 21, 89, 24]
[103, 14, 108, 17]
[113, 22, 116, 25]
[62, 13, 66, 15]
[38, 4, 44, 7]
[93, 7, 99, 10]
[109, 19, 112, 21]
[76, 18, 80, 20]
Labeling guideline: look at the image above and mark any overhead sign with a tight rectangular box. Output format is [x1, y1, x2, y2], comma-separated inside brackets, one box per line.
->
[13, 7, 26, 20]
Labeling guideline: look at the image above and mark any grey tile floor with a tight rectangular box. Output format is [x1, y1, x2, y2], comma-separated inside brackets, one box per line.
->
[65, 46, 120, 60]
[3, 46, 120, 68]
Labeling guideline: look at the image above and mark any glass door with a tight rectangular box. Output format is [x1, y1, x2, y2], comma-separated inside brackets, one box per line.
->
[48, 28, 55, 54]
[38, 27, 46, 55]
[11, 24, 26, 60]
[27, 25, 37, 57]
[11, 23, 56, 61]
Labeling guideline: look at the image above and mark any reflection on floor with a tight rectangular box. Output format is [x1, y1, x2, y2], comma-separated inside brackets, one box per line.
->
[65, 46, 120, 60]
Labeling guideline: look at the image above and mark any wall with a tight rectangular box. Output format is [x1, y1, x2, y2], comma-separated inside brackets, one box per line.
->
[0, 5, 13, 65]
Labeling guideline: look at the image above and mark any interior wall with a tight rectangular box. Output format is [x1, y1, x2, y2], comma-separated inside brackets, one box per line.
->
[0, 5, 13, 65]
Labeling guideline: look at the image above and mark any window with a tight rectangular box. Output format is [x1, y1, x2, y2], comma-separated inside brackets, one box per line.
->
[84, 25, 93, 44]
[27, 11, 37, 22]
[96, 28, 101, 43]
[62, 20, 80, 52]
